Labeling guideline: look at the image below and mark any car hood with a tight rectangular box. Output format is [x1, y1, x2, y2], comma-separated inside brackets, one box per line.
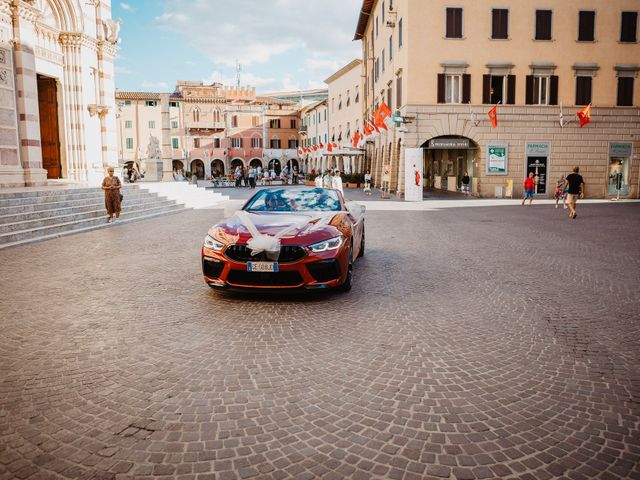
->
[208, 211, 344, 245]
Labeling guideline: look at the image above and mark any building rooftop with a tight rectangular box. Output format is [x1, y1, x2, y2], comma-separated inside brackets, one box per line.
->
[324, 59, 362, 84]
[354, 0, 375, 41]
[115, 91, 162, 100]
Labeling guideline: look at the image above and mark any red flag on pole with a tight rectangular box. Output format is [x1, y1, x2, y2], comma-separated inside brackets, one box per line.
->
[577, 104, 591, 128]
[488, 104, 498, 128]
[352, 130, 361, 148]
[374, 102, 392, 127]
[327, 143, 333, 153]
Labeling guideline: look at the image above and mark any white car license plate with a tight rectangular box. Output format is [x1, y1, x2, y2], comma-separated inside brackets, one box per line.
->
[247, 262, 278, 272]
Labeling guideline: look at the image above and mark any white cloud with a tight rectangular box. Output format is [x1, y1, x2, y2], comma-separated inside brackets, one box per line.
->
[140, 80, 169, 90]
[154, 0, 361, 80]
[115, 65, 131, 74]
[120, 2, 135, 11]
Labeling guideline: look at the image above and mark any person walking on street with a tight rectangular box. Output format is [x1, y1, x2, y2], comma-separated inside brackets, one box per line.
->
[563, 166, 585, 219]
[101, 167, 122, 223]
[234, 165, 242, 187]
[554, 174, 568, 209]
[363, 171, 372, 195]
[461, 172, 470, 196]
[522, 172, 535, 206]
[332, 170, 344, 196]
[323, 170, 333, 189]
[248, 166, 257, 189]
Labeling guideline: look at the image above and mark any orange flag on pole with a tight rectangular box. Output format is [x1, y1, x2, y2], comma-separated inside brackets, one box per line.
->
[352, 130, 361, 148]
[577, 104, 591, 128]
[488, 104, 498, 128]
[374, 102, 392, 128]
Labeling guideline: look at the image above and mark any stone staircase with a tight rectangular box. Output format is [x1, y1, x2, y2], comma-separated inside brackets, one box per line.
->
[0, 185, 187, 249]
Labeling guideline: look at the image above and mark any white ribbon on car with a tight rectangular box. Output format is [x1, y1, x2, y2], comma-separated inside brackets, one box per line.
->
[235, 211, 336, 261]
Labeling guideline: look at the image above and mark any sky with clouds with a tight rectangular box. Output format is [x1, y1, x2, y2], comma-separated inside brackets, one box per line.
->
[114, 0, 363, 94]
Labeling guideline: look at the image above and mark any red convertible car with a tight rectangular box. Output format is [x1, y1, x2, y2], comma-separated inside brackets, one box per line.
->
[202, 187, 365, 291]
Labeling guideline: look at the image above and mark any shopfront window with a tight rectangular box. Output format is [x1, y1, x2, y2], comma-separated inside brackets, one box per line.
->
[608, 143, 632, 196]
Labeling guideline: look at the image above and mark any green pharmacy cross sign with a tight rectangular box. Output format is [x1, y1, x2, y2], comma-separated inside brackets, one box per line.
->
[391, 111, 404, 127]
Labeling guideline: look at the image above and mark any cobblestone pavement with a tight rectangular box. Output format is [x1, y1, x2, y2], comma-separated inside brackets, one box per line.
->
[1, 202, 639, 480]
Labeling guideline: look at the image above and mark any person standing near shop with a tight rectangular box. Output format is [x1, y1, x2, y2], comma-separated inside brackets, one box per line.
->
[563, 166, 585, 219]
[554, 174, 568, 209]
[248, 166, 257, 189]
[461, 171, 470, 196]
[522, 172, 535, 206]
[101, 167, 122, 223]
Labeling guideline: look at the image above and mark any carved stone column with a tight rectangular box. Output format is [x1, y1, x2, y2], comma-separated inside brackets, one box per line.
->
[11, 0, 47, 186]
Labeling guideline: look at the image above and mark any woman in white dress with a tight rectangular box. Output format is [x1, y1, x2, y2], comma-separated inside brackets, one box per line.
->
[331, 170, 344, 196]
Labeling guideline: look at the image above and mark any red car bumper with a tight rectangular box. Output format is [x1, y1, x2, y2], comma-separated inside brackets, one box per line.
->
[202, 243, 350, 290]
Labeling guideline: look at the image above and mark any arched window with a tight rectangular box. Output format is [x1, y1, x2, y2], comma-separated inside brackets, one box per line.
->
[192, 107, 200, 123]
[212, 108, 220, 123]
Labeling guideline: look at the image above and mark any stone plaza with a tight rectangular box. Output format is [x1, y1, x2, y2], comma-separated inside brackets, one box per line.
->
[0, 199, 638, 480]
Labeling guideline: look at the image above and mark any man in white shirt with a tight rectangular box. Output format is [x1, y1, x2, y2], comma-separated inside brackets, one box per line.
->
[314, 172, 323, 188]
[323, 170, 333, 189]
[331, 170, 344, 195]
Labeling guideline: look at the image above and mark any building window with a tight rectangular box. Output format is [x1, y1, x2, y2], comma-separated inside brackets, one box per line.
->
[382, 1, 385, 23]
[338, 95, 342, 110]
[376, 15, 379, 37]
[621, 12, 638, 42]
[375, 58, 380, 82]
[382, 49, 385, 72]
[270, 119, 281, 129]
[192, 108, 200, 123]
[288, 139, 298, 149]
[214, 138, 221, 148]
[332, 98, 335, 112]
[389, 34, 393, 61]
[387, 87, 392, 110]
[617, 77, 634, 106]
[575, 77, 592, 105]
[232, 115, 238, 128]
[171, 120, 178, 129]
[170, 101, 179, 107]
[533, 76, 550, 104]
[399, 18, 403, 47]
[124, 100, 132, 106]
[194, 138, 200, 148]
[126, 138, 133, 149]
[445, 74, 462, 104]
[125, 120, 132, 129]
[145, 101, 157, 107]
[324, 109, 327, 120]
[251, 137, 262, 148]
[535, 10, 552, 40]
[290, 119, 297, 129]
[355, 86, 360, 103]
[270, 138, 281, 149]
[492, 9, 509, 39]
[446, 8, 463, 38]
[347, 90, 351, 107]
[172, 138, 179, 149]
[396, 76, 402, 107]
[148, 121, 155, 129]
[578, 11, 595, 41]
[232, 138, 242, 148]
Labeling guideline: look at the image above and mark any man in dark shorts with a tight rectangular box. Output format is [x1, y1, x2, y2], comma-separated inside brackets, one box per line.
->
[563, 166, 585, 219]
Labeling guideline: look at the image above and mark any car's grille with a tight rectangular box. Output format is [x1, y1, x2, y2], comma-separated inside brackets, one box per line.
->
[202, 257, 225, 278]
[227, 270, 303, 287]
[307, 260, 341, 282]
[225, 244, 306, 263]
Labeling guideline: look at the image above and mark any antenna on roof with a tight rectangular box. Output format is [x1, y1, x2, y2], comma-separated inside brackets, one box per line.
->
[235, 59, 242, 88]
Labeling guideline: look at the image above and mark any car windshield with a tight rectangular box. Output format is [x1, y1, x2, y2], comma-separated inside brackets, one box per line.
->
[244, 188, 342, 212]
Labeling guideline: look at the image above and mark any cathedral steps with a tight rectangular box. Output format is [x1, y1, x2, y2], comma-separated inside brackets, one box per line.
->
[0, 185, 188, 248]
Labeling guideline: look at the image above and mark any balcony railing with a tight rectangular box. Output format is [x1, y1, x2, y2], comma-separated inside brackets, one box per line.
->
[298, 125, 308, 134]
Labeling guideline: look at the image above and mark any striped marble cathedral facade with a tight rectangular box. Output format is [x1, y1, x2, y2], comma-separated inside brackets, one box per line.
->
[0, 0, 118, 187]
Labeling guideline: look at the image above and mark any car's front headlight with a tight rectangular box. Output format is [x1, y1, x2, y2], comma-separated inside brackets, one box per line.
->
[308, 236, 345, 253]
[204, 235, 225, 252]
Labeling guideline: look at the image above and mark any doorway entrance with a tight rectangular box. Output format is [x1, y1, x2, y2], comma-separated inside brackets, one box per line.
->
[37, 75, 61, 179]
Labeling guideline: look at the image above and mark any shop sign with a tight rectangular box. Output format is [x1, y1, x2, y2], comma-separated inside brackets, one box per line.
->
[486, 143, 508, 175]
[429, 138, 470, 149]
[404, 148, 424, 202]
[609, 143, 632, 157]
[526, 142, 550, 156]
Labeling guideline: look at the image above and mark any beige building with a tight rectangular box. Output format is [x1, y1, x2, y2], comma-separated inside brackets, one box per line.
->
[0, 0, 119, 188]
[325, 59, 366, 174]
[299, 99, 328, 173]
[116, 83, 301, 180]
[355, 0, 640, 198]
